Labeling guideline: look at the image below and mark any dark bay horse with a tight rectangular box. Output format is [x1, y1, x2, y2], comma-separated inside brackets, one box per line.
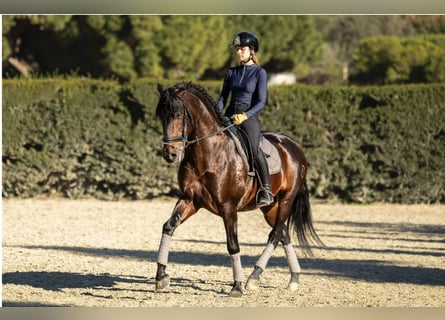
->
[155, 82, 322, 297]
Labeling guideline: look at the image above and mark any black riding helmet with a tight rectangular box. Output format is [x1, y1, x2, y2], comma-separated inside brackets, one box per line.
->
[230, 31, 259, 52]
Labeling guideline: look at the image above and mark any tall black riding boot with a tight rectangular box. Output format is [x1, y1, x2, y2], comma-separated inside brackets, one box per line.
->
[255, 150, 274, 207]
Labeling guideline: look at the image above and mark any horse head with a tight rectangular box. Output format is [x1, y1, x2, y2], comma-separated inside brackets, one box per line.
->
[156, 82, 226, 163]
[156, 84, 191, 163]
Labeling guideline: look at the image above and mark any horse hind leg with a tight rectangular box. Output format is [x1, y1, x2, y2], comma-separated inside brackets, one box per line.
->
[245, 243, 275, 290]
[281, 226, 301, 291]
[245, 225, 282, 291]
[245, 224, 301, 292]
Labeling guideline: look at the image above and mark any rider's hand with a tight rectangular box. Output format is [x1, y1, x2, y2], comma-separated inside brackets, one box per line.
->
[231, 113, 248, 126]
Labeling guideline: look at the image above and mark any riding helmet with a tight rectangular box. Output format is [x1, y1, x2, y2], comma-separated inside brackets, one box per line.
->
[230, 31, 259, 52]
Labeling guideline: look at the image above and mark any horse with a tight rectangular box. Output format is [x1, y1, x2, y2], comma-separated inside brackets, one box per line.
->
[154, 81, 322, 297]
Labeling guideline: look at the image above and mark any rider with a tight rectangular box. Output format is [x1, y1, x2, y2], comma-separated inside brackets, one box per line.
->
[216, 31, 274, 207]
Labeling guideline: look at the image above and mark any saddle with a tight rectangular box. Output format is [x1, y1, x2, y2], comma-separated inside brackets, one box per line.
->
[226, 124, 281, 177]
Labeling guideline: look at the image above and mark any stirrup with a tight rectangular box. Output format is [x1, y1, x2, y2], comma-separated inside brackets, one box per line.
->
[256, 186, 274, 207]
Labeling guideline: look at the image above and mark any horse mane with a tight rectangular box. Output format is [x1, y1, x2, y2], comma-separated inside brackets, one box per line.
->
[156, 81, 225, 125]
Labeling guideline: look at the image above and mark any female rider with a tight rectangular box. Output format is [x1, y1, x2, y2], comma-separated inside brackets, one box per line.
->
[216, 31, 273, 207]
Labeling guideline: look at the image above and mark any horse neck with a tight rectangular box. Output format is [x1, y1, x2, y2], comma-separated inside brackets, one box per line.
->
[184, 94, 223, 140]
[182, 94, 233, 169]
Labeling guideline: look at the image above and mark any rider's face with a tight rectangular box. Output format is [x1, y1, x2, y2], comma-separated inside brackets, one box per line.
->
[235, 46, 251, 62]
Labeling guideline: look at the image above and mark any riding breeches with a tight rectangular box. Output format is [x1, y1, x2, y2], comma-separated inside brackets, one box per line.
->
[239, 117, 271, 186]
[239, 117, 261, 159]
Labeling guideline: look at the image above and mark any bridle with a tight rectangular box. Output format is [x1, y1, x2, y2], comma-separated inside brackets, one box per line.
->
[162, 94, 234, 158]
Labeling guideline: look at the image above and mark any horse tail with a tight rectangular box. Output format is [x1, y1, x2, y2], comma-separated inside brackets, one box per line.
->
[287, 181, 324, 256]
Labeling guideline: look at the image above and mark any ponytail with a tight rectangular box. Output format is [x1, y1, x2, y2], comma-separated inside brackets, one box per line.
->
[252, 54, 260, 65]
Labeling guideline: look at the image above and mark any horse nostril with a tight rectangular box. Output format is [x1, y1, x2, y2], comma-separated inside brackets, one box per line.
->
[162, 144, 182, 163]
[163, 150, 177, 163]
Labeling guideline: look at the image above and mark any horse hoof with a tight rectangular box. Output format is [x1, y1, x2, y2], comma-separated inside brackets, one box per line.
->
[245, 278, 260, 290]
[288, 272, 299, 291]
[228, 281, 243, 298]
[229, 288, 243, 298]
[288, 282, 299, 291]
[155, 275, 170, 292]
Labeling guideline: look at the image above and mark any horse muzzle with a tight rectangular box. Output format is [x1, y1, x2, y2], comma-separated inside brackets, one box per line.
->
[162, 143, 185, 163]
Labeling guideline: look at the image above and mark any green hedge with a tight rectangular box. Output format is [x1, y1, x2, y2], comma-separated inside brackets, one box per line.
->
[3, 78, 444, 203]
[263, 84, 445, 203]
[2, 78, 175, 200]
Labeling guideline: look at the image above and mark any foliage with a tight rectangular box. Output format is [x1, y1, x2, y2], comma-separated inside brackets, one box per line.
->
[313, 16, 415, 80]
[352, 35, 445, 84]
[3, 79, 444, 203]
[317, 16, 414, 62]
[158, 16, 229, 78]
[227, 16, 324, 75]
[2, 78, 173, 200]
[263, 84, 445, 203]
[3, 15, 444, 84]
[2, 15, 324, 80]
[407, 15, 445, 34]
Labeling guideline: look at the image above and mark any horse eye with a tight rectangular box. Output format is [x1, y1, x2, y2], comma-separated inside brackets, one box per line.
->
[174, 112, 182, 119]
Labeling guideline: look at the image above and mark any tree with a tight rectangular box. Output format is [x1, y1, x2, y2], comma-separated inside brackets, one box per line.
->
[158, 16, 229, 79]
[353, 36, 404, 84]
[3, 15, 76, 77]
[407, 15, 445, 34]
[1, 15, 327, 81]
[352, 35, 445, 84]
[129, 16, 164, 78]
[225, 16, 324, 76]
[316, 16, 414, 81]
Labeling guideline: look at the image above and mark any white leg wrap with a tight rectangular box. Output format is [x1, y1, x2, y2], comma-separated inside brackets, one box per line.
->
[230, 253, 244, 282]
[157, 234, 172, 266]
[284, 243, 301, 273]
[256, 243, 275, 271]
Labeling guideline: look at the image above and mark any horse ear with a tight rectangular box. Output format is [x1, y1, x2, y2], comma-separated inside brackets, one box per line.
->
[157, 84, 164, 95]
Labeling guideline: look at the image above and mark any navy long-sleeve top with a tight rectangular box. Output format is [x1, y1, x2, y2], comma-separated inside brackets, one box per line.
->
[216, 63, 267, 118]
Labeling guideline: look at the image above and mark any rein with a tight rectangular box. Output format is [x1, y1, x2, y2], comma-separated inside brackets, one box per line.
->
[163, 122, 235, 148]
[184, 123, 235, 147]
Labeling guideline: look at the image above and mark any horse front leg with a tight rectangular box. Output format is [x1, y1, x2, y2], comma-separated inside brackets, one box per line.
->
[155, 198, 196, 292]
[222, 209, 244, 298]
